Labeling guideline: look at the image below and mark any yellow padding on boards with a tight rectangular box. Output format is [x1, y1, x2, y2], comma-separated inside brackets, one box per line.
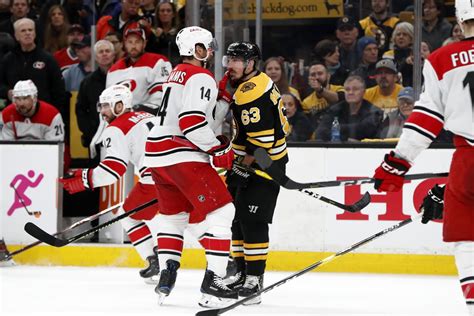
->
[8, 244, 457, 275]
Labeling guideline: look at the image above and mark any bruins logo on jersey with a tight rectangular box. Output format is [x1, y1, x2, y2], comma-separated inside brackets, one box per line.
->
[240, 82, 256, 93]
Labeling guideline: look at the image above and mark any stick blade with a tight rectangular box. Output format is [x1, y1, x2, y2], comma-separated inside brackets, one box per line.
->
[24, 223, 69, 247]
[346, 191, 371, 213]
[195, 309, 221, 316]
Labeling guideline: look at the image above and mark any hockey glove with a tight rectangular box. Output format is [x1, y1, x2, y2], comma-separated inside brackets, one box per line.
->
[59, 169, 94, 194]
[373, 151, 411, 192]
[208, 135, 234, 170]
[226, 164, 251, 188]
[217, 71, 232, 104]
[420, 184, 445, 224]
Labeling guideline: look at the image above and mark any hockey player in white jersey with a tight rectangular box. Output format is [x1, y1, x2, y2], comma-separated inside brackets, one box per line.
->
[373, 1, 474, 314]
[59, 85, 161, 283]
[143, 26, 237, 307]
[106, 23, 172, 114]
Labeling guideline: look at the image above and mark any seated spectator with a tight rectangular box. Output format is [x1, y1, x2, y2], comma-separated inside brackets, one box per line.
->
[0, 0, 31, 38]
[2, 80, 64, 141]
[53, 24, 85, 73]
[264, 56, 301, 100]
[364, 59, 403, 114]
[316, 75, 383, 142]
[442, 22, 464, 46]
[151, 0, 181, 65]
[96, 0, 142, 40]
[336, 16, 359, 71]
[378, 86, 414, 138]
[399, 41, 432, 87]
[382, 22, 414, 69]
[105, 31, 124, 62]
[422, 0, 451, 51]
[141, 0, 156, 24]
[301, 61, 345, 130]
[42, 5, 69, 54]
[313, 39, 350, 86]
[63, 36, 92, 92]
[282, 93, 313, 142]
[351, 36, 379, 88]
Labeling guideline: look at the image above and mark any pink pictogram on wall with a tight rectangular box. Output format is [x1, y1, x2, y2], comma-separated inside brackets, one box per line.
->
[7, 170, 44, 216]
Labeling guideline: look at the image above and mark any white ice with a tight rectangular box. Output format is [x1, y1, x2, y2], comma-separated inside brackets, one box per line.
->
[0, 265, 469, 316]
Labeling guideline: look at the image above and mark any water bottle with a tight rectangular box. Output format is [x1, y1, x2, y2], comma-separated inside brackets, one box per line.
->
[331, 116, 341, 142]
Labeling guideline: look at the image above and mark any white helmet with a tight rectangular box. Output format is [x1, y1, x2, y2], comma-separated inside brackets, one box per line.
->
[98, 84, 133, 117]
[456, 0, 474, 23]
[176, 26, 216, 59]
[12, 80, 38, 98]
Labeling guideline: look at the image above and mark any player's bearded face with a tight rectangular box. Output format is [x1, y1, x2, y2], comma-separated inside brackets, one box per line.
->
[99, 103, 115, 123]
[14, 96, 35, 117]
[124, 36, 145, 59]
[226, 58, 246, 88]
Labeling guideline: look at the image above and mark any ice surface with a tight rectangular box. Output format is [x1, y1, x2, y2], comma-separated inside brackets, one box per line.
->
[0, 265, 469, 316]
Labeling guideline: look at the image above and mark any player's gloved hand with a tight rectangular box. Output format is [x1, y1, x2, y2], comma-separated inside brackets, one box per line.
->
[218, 71, 232, 103]
[226, 164, 251, 188]
[373, 151, 411, 192]
[420, 184, 445, 224]
[59, 169, 94, 194]
[208, 135, 234, 170]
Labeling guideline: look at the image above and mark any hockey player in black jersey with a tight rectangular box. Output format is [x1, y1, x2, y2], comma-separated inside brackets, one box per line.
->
[223, 42, 289, 305]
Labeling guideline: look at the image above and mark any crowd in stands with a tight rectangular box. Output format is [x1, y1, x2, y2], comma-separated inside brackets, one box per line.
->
[0, 0, 457, 153]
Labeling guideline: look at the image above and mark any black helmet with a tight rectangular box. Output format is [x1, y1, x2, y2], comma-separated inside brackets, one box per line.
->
[225, 42, 261, 61]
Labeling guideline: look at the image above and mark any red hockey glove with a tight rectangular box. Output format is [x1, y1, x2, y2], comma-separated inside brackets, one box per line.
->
[373, 151, 411, 192]
[59, 169, 94, 194]
[218, 71, 232, 103]
[420, 184, 445, 224]
[208, 135, 234, 170]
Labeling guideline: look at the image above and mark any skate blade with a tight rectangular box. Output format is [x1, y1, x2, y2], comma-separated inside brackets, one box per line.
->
[157, 292, 169, 306]
[0, 259, 16, 267]
[198, 293, 237, 308]
[241, 295, 261, 306]
[144, 275, 159, 285]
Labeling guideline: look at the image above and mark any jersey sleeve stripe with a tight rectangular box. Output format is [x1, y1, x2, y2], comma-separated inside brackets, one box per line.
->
[181, 121, 208, 135]
[178, 112, 207, 134]
[103, 156, 128, 167]
[403, 124, 436, 141]
[247, 129, 275, 137]
[148, 85, 163, 95]
[247, 137, 274, 148]
[405, 112, 444, 136]
[412, 105, 444, 121]
[98, 163, 121, 180]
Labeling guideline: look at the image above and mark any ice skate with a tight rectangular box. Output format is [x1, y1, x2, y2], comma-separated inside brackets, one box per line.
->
[238, 274, 263, 305]
[224, 270, 245, 290]
[199, 269, 238, 308]
[155, 259, 180, 305]
[139, 246, 160, 284]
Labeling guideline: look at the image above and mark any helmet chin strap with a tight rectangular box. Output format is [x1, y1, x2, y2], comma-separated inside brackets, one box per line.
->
[194, 50, 211, 68]
[112, 102, 126, 117]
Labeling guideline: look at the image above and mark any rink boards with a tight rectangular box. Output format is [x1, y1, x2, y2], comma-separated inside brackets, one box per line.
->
[3, 144, 457, 275]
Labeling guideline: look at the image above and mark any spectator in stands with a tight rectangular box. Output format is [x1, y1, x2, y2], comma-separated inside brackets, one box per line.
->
[141, 0, 156, 25]
[336, 16, 359, 72]
[302, 61, 345, 131]
[106, 24, 172, 114]
[105, 31, 124, 62]
[351, 36, 379, 88]
[42, 5, 70, 54]
[359, 0, 399, 54]
[0, 0, 30, 37]
[443, 22, 464, 46]
[151, 0, 180, 65]
[422, 0, 451, 51]
[313, 39, 350, 86]
[63, 36, 92, 92]
[0, 0, 10, 24]
[383, 22, 414, 69]
[264, 56, 301, 100]
[53, 24, 85, 73]
[76, 39, 115, 148]
[399, 41, 432, 87]
[282, 93, 313, 142]
[0, 18, 68, 114]
[378, 86, 414, 139]
[97, 0, 120, 17]
[364, 59, 403, 114]
[2, 80, 64, 141]
[316, 75, 383, 142]
[96, 0, 142, 40]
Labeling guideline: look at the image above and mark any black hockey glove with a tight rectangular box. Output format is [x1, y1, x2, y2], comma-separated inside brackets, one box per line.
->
[226, 164, 251, 188]
[420, 184, 445, 224]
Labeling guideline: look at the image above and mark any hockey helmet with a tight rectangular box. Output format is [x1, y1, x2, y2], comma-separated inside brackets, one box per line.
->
[175, 26, 217, 58]
[98, 84, 133, 117]
[456, 0, 474, 23]
[12, 80, 38, 98]
[222, 42, 261, 67]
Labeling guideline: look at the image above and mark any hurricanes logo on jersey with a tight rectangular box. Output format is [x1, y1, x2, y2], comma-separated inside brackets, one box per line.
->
[240, 82, 256, 93]
[116, 79, 138, 92]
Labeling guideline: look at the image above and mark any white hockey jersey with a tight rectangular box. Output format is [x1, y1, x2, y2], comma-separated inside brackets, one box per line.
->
[106, 53, 172, 109]
[92, 111, 157, 187]
[396, 39, 474, 163]
[144, 63, 229, 167]
[1, 101, 64, 141]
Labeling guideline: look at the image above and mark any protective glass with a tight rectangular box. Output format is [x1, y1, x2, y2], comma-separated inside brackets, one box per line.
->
[222, 55, 245, 67]
[96, 102, 112, 112]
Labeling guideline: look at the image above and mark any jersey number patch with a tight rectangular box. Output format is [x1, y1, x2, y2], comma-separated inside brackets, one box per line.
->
[241, 107, 261, 125]
[463, 71, 474, 109]
[157, 87, 171, 125]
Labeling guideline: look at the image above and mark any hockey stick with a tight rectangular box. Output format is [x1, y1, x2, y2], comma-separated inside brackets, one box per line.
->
[1, 203, 123, 261]
[24, 199, 157, 247]
[196, 212, 421, 316]
[254, 148, 448, 190]
[11, 183, 42, 217]
[233, 164, 371, 213]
